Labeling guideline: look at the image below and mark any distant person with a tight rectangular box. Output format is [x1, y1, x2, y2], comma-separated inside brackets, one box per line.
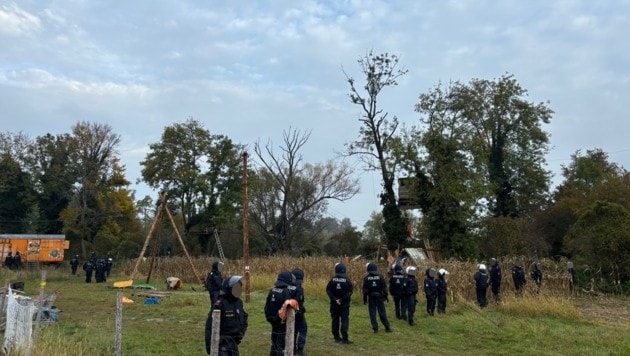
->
[326, 263, 353, 344]
[403, 266, 419, 325]
[424, 268, 438, 316]
[95, 258, 106, 283]
[83, 260, 94, 283]
[205, 275, 248, 355]
[290, 268, 307, 355]
[512, 260, 527, 297]
[531, 262, 543, 293]
[474, 264, 489, 308]
[13, 252, 22, 269]
[105, 257, 113, 277]
[70, 255, 80, 275]
[4, 252, 13, 270]
[389, 264, 406, 320]
[568, 261, 576, 293]
[436, 268, 449, 314]
[264, 271, 296, 356]
[362, 262, 391, 333]
[206, 261, 225, 305]
[489, 258, 502, 303]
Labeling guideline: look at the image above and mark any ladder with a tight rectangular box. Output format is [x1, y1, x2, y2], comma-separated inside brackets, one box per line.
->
[214, 229, 225, 261]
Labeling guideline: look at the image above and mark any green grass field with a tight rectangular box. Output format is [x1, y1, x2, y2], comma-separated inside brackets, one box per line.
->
[4, 266, 629, 356]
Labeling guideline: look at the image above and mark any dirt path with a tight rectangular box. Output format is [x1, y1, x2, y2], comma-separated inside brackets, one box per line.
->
[574, 295, 630, 324]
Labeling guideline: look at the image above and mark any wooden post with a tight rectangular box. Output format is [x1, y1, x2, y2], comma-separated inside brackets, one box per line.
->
[32, 269, 46, 343]
[284, 308, 296, 356]
[114, 292, 123, 356]
[164, 205, 204, 285]
[242, 152, 250, 303]
[210, 309, 221, 356]
[130, 192, 165, 280]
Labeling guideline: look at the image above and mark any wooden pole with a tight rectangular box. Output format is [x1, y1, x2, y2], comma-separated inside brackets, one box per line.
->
[210, 309, 221, 356]
[242, 152, 250, 303]
[32, 269, 46, 343]
[114, 292, 123, 356]
[284, 308, 295, 356]
[164, 203, 204, 285]
[130, 192, 165, 280]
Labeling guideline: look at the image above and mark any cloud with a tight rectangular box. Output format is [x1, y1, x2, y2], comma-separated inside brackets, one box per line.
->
[0, 2, 40, 36]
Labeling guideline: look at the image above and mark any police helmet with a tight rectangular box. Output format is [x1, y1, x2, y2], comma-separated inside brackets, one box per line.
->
[334, 263, 346, 275]
[478, 263, 487, 271]
[212, 261, 224, 273]
[222, 275, 243, 298]
[292, 268, 304, 285]
[366, 262, 377, 273]
[405, 266, 417, 276]
[275, 271, 295, 287]
[438, 268, 449, 276]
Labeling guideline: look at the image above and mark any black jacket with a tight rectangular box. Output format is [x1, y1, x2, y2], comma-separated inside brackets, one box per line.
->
[205, 295, 248, 354]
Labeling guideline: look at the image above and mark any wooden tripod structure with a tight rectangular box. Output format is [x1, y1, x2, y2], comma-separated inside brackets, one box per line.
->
[129, 192, 204, 285]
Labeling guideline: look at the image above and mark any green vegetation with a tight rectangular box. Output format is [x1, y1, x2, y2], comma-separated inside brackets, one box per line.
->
[9, 267, 627, 356]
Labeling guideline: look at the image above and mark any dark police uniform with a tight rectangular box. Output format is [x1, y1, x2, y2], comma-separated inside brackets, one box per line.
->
[326, 263, 353, 343]
[474, 265, 489, 307]
[362, 263, 391, 333]
[403, 267, 419, 325]
[289, 268, 307, 355]
[205, 276, 248, 355]
[489, 259, 502, 302]
[265, 271, 294, 356]
[436, 271, 448, 314]
[389, 264, 406, 320]
[424, 268, 438, 316]
[206, 261, 224, 305]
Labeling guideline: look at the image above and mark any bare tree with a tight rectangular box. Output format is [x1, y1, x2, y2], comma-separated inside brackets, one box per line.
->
[344, 50, 409, 251]
[251, 128, 359, 254]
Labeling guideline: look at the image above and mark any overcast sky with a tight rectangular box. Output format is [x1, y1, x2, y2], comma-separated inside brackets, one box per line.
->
[2, 1, 629, 228]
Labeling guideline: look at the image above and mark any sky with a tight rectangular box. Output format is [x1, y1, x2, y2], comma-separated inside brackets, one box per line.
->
[2, 1, 630, 229]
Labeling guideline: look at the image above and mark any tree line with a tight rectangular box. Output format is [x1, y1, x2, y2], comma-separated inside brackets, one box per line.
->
[0, 51, 628, 291]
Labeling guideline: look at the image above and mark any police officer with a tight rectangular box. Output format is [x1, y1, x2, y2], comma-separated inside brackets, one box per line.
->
[70, 255, 79, 275]
[362, 262, 391, 333]
[424, 268, 438, 316]
[83, 260, 94, 283]
[389, 264, 406, 320]
[206, 261, 225, 305]
[403, 266, 419, 325]
[489, 258, 502, 303]
[326, 263, 353, 344]
[512, 260, 526, 297]
[105, 257, 113, 277]
[531, 262, 543, 293]
[436, 268, 449, 314]
[264, 271, 296, 356]
[289, 268, 307, 355]
[95, 258, 106, 283]
[474, 264, 489, 308]
[205, 275, 248, 355]
[4, 252, 13, 270]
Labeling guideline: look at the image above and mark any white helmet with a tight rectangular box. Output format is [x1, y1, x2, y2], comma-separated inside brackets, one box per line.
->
[478, 264, 486, 270]
[405, 266, 417, 276]
[438, 268, 449, 276]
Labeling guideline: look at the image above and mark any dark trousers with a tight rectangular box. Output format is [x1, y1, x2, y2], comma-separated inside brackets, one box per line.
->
[218, 337, 239, 356]
[426, 295, 436, 316]
[491, 285, 501, 302]
[368, 297, 390, 331]
[404, 294, 416, 324]
[330, 304, 350, 341]
[393, 295, 406, 319]
[269, 323, 286, 356]
[437, 293, 447, 313]
[85, 271, 93, 283]
[294, 314, 307, 350]
[476, 287, 488, 307]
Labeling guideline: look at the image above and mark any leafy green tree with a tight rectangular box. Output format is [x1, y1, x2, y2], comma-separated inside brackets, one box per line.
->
[541, 149, 630, 258]
[26, 133, 76, 234]
[411, 82, 480, 258]
[452, 74, 553, 217]
[251, 128, 359, 254]
[566, 201, 630, 284]
[0, 153, 35, 233]
[140, 118, 244, 253]
[344, 50, 409, 251]
[324, 226, 362, 257]
[60, 121, 127, 256]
